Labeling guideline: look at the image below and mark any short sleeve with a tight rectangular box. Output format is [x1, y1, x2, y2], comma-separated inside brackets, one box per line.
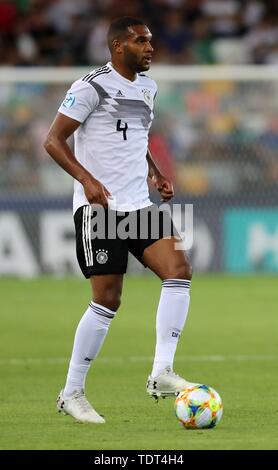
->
[58, 80, 99, 123]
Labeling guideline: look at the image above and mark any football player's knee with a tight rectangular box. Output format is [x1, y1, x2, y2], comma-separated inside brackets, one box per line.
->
[169, 261, 192, 280]
[94, 290, 121, 312]
[184, 260, 193, 280]
[103, 291, 122, 311]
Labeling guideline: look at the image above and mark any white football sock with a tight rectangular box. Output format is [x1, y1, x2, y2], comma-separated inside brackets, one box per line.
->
[151, 279, 191, 378]
[63, 301, 116, 397]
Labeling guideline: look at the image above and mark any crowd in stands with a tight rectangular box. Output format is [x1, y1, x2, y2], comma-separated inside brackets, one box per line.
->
[0, 1, 277, 198]
[0, 0, 278, 66]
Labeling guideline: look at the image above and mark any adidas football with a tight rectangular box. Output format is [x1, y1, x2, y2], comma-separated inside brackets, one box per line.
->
[175, 384, 223, 429]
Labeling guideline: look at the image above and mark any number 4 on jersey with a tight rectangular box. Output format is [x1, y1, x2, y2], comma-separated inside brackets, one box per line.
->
[116, 119, 128, 140]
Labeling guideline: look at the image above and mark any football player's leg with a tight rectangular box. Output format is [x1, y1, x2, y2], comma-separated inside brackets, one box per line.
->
[141, 236, 192, 281]
[58, 274, 123, 422]
[142, 237, 196, 396]
[64, 274, 123, 398]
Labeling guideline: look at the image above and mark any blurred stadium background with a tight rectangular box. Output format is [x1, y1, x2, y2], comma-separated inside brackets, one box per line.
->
[1, 0, 278, 276]
[1, 0, 278, 451]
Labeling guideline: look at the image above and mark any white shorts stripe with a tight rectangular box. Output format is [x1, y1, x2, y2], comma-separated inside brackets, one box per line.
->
[82, 206, 94, 267]
[82, 206, 89, 266]
[85, 206, 90, 265]
[87, 205, 93, 266]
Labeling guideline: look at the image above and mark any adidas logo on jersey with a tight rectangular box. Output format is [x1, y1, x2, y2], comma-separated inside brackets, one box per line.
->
[116, 90, 124, 97]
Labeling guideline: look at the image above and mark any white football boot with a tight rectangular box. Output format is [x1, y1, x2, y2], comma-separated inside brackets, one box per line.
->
[146, 366, 199, 399]
[57, 389, 105, 424]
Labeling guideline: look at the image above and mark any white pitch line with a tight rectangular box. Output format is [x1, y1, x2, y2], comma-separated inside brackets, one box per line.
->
[0, 355, 276, 366]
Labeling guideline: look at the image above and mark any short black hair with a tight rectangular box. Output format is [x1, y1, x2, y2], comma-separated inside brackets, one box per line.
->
[107, 17, 145, 53]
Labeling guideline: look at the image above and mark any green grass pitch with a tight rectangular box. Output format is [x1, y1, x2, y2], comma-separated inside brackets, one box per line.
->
[0, 275, 277, 450]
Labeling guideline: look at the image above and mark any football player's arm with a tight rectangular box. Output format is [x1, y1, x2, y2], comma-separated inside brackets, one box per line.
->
[146, 147, 161, 179]
[44, 113, 111, 207]
[146, 148, 174, 202]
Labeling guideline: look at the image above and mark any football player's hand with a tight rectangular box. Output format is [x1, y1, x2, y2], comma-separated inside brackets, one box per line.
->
[82, 175, 111, 208]
[151, 174, 174, 202]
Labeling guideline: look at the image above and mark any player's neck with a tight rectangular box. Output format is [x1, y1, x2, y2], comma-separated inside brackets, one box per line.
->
[110, 61, 137, 82]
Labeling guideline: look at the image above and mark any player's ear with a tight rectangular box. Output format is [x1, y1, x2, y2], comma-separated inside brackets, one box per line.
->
[112, 39, 123, 54]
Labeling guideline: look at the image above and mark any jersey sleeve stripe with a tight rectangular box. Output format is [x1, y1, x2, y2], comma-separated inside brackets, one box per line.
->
[86, 70, 112, 83]
[82, 67, 111, 83]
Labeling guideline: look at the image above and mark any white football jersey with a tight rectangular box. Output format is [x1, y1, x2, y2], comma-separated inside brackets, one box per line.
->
[58, 62, 157, 213]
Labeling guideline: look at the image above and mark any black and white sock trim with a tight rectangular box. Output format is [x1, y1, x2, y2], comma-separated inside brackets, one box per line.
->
[89, 302, 116, 319]
[162, 279, 191, 289]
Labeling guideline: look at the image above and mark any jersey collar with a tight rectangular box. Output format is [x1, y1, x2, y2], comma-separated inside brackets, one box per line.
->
[107, 62, 139, 85]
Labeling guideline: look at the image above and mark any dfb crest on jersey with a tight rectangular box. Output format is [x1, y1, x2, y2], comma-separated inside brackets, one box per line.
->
[95, 249, 108, 264]
[142, 88, 153, 107]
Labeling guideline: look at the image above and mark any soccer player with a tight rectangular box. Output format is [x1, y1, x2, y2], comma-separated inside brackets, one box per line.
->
[44, 17, 194, 424]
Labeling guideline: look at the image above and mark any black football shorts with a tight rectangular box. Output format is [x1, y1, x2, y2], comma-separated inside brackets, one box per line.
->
[74, 204, 176, 277]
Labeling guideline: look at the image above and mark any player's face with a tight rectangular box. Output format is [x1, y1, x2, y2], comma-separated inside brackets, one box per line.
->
[122, 25, 154, 72]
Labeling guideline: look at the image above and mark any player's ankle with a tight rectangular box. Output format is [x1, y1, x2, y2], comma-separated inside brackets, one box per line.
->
[151, 362, 172, 377]
[63, 386, 83, 398]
